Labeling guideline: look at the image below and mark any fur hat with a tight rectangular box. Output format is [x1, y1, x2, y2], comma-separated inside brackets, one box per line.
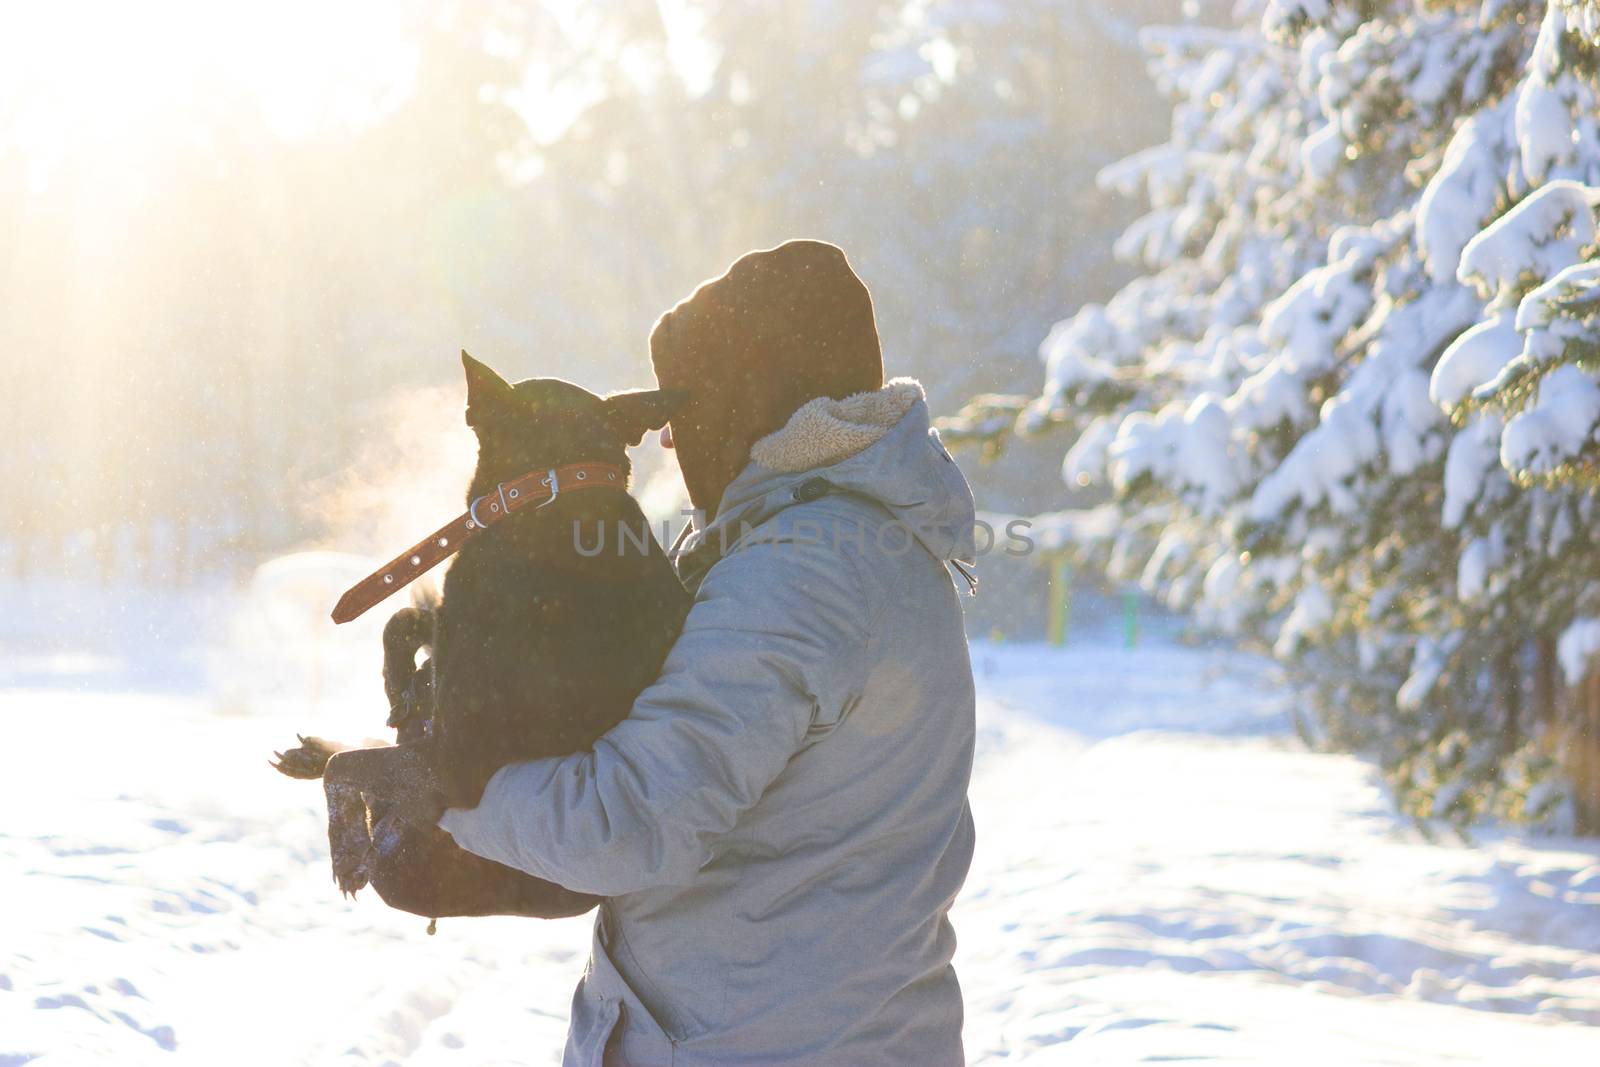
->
[649, 240, 885, 514]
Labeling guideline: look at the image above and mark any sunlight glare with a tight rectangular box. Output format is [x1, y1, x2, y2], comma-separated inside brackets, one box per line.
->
[1, 0, 417, 190]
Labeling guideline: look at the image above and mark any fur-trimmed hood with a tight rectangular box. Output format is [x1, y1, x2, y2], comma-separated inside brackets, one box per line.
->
[677, 378, 977, 583]
[749, 378, 923, 472]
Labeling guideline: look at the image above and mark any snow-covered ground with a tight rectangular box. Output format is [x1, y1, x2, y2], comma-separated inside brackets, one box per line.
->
[961, 641, 1600, 1063]
[4, 595, 1599, 1064]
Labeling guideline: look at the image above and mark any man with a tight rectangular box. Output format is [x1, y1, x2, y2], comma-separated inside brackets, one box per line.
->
[439, 239, 978, 1065]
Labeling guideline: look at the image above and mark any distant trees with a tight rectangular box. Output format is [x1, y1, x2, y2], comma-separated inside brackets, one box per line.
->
[2, 0, 1179, 580]
[949, 0, 1600, 831]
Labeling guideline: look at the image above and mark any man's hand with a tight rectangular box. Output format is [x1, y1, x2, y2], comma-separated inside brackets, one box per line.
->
[388, 784, 448, 829]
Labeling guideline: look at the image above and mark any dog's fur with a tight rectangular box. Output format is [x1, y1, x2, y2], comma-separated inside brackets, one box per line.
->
[273, 353, 691, 920]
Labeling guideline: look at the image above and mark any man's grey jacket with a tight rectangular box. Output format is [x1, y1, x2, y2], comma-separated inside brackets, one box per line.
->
[440, 380, 978, 1065]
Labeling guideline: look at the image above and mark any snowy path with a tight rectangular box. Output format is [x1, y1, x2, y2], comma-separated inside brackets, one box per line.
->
[961, 642, 1600, 1063]
[4, 639, 1599, 1064]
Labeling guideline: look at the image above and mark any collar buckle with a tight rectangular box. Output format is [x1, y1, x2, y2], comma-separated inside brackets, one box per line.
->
[535, 468, 560, 509]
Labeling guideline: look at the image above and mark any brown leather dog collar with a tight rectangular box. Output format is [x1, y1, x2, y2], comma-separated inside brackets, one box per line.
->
[330, 462, 626, 624]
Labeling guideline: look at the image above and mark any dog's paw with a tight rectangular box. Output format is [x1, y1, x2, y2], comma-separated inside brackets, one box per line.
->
[270, 734, 345, 780]
[332, 842, 375, 899]
[325, 782, 374, 898]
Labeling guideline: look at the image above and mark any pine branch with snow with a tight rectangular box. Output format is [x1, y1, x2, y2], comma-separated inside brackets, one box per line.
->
[979, 0, 1600, 832]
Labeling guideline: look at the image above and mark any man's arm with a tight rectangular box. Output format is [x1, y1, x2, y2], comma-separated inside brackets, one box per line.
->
[437, 535, 872, 896]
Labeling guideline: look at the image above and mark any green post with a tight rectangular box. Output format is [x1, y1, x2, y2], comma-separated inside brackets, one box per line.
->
[1047, 557, 1072, 647]
[1123, 588, 1139, 649]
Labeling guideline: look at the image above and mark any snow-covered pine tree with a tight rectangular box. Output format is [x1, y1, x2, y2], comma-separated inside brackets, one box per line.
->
[947, 0, 1600, 830]
[1232, 0, 1546, 829]
[1423, 1, 1600, 827]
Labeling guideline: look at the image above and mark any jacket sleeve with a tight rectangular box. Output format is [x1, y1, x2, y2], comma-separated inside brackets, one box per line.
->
[436, 533, 873, 895]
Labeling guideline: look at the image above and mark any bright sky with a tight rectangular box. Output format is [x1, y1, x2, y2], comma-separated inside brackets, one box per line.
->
[1, 1, 720, 192]
[1, 1, 423, 190]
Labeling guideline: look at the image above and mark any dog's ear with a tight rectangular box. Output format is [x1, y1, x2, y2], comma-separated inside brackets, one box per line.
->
[462, 350, 513, 426]
[602, 389, 689, 446]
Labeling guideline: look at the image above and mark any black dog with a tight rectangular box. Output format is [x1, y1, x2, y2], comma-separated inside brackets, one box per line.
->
[272, 352, 690, 921]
